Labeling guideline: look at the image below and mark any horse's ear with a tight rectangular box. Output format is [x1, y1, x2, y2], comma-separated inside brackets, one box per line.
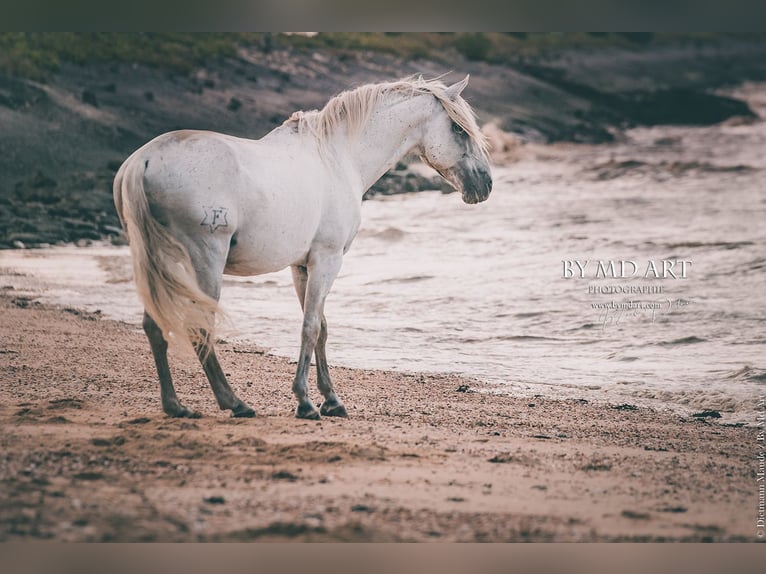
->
[445, 75, 470, 101]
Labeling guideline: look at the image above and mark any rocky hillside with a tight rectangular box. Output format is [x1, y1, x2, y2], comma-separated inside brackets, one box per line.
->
[2, 33, 766, 248]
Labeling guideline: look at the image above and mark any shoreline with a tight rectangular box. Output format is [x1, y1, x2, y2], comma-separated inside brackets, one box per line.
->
[0, 292, 757, 541]
[1, 239, 758, 426]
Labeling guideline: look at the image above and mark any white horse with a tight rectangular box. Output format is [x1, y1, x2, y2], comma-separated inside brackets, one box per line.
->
[114, 75, 492, 420]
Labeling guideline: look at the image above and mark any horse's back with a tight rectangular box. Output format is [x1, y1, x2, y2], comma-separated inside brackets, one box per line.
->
[119, 128, 331, 276]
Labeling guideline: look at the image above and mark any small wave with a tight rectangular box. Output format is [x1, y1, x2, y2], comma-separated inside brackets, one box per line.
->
[731, 339, 766, 345]
[586, 158, 755, 181]
[452, 334, 563, 344]
[745, 258, 766, 272]
[377, 275, 434, 284]
[663, 240, 754, 250]
[630, 388, 746, 413]
[497, 335, 563, 342]
[513, 311, 545, 319]
[587, 159, 647, 180]
[358, 226, 407, 242]
[568, 214, 609, 225]
[724, 365, 766, 383]
[658, 336, 707, 346]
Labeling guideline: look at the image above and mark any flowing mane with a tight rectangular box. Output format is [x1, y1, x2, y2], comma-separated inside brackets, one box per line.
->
[285, 76, 489, 159]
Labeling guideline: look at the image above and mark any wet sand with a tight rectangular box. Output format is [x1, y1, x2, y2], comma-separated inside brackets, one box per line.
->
[0, 292, 756, 542]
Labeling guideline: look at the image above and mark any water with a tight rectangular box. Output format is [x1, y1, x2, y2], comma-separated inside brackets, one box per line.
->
[3, 84, 766, 422]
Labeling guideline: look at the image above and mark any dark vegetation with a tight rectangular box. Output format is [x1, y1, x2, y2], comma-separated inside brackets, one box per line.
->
[2, 33, 766, 248]
[0, 33, 735, 79]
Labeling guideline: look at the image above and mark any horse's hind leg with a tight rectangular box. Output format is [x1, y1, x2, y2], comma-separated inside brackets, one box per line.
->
[194, 332, 255, 418]
[291, 265, 347, 418]
[143, 312, 200, 418]
[190, 250, 255, 418]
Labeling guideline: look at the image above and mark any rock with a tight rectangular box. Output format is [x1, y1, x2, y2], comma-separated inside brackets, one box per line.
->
[62, 218, 98, 231]
[621, 510, 651, 520]
[612, 403, 638, 411]
[8, 232, 56, 246]
[692, 410, 721, 419]
[101, 224, 124, 235]
[621, 89, 756, 126]
[12, 240, 25, 249]
[364, 165, 452, 199]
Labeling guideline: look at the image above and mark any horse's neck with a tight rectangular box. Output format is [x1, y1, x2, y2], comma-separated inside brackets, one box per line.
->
[348, 95, 435, 193]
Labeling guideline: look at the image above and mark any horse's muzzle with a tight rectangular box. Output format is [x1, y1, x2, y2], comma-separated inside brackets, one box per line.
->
[460, 166, 493, 205]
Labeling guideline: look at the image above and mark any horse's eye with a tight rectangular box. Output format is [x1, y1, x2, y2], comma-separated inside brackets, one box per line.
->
[451, 123, 465, 136]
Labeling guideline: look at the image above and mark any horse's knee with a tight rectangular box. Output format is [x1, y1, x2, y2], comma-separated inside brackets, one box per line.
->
[301, 316, 322, 343]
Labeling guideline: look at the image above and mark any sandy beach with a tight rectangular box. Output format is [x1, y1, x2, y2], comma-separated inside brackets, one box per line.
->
[0, 290, 756, 542]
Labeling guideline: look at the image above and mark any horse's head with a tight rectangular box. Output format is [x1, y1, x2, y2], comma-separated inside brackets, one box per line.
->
[420, 76, 492, 204]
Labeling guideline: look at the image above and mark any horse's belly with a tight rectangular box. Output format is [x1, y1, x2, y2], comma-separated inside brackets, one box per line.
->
[223, 225, 314, 276]
[223, 252, 303, 276]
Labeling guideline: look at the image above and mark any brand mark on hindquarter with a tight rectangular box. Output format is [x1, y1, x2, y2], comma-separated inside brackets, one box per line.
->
[200, 206, 229, 233]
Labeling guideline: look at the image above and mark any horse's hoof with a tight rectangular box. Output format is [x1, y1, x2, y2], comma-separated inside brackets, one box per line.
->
[164, 404, 201, 418]
[320, 401, 348, 418]
[232, 404, 256, 418]
[295, 402, 321, 420]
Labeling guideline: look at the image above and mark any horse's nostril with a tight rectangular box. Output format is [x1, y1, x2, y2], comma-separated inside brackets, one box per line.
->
[482, 171, 493, 195]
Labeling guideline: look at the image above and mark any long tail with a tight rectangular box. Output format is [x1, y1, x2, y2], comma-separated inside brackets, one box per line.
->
[114, 155, 220, 353]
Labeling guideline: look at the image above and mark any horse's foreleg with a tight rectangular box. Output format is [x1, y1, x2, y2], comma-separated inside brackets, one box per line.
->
[314, 315, 347, 417]
[291, 265, 347, 417]
[291, 256, 343, 419]
[143, 312, 200, 418]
